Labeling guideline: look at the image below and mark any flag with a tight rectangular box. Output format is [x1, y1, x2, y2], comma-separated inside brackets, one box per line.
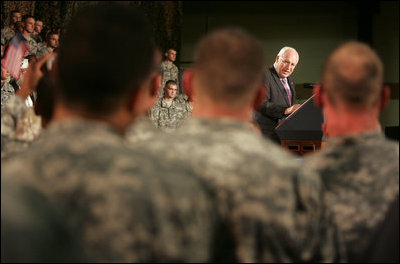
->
[2, 32, 29, 80]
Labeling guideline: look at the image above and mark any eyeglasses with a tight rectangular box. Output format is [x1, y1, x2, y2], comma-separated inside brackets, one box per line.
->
[280, 59, 297, 67]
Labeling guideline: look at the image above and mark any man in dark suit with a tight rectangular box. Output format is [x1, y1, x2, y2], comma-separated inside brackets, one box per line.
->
[253, 47, 301, 144]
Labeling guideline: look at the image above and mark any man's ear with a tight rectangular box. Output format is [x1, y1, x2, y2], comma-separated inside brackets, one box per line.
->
[183, 69, 194, 102]
[313, 83, 323, 108]
[129, 75, 160, 117]
[253, 84, 267, 110]
[379, 85, 391, 110]
[322, 122, 329, 138]
[150, 74, 162, 97]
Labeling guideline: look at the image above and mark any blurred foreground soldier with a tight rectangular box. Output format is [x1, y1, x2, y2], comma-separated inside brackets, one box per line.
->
[150, 79, 192, 132]
[135, 28, 344, 262]
[125, 115, 161, 145]
[125, 55, 162, 144]
[1, 181, 85, 262]
[2, 4, 218, 262]
[305, 41, 399, 261]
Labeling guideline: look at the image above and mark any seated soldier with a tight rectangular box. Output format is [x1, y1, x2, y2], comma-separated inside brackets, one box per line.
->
[150, 79, 192, 132]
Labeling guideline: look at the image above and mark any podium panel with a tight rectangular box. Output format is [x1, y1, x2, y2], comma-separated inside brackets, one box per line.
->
[275, 96, 325, 155]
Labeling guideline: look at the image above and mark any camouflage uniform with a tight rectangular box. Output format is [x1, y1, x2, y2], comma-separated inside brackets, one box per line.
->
[150, 94, 192, 133]
[37, 45, 52, 58]
[31, 33, 43, 45]
[1, 78, 15, 110]
[1, 95, 42, 159]
[133, 117, 345, 262]
[1, 180, 85, 262]
[159, 60, 179, 97]
[22, 34, 39, 56]
[2, 120, 220, 262]
[1, 26, 15, 45]
[125, 115, 161, 145]
[304, 131, 399, 261]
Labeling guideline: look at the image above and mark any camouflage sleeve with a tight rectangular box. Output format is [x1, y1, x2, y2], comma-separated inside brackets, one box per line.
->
[292, 166, 346, 262]
[37, 46, 51, 58]
[1, 27, 14, 44]
[150, 105, 160, 128]
[28, 38, 39, 56]
[230, 166, 345, 262]
[1, 181, 85, 262]
[1, 81, 15, 109]
[1, 95, 30, 158]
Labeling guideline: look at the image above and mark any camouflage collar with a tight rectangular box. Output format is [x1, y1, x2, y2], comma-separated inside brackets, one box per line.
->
[183, 117, 256, 133]
[44, 119, 124, 142]
[325, 130, 386, 148]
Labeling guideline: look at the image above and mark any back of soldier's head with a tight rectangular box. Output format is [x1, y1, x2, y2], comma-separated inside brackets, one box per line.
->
[322, 41, 383, 108]
[58, 4, 155, 115]
[194, 27, 265, 107]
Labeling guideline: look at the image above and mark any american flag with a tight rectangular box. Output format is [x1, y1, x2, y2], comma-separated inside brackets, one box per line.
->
[2, 32, 29, 80]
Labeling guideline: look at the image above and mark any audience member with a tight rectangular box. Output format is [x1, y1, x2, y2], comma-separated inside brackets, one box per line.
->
[37, 31, 59, 58]
[1, 10, 22, 45]
[305, 41, 399, 261]
[150, 79, 192, 132]
[31, 19, 44, 43]
[159, 48, 179, 97]
[13, 21, 24, 34]
[135, 27, 344, 262]
[21, 15, 39, 56]
[1, 54, 55, 159]
[2, 4, 222, 262]
[253, 46, 302, 144]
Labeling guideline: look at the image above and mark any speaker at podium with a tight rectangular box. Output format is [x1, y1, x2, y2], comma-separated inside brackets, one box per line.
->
[275, 95, 325, 155]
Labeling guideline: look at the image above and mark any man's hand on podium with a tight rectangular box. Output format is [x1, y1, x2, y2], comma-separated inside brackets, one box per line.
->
[284, 104, 301, 115]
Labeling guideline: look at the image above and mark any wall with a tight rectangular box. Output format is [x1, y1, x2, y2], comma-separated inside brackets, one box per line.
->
[373, 2, 399, 127]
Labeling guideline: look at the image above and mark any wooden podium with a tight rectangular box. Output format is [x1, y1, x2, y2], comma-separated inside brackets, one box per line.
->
[275, 95, 325, 156]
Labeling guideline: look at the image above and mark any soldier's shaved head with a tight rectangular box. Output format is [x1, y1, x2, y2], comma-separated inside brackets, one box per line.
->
[322, 41, 383, 108]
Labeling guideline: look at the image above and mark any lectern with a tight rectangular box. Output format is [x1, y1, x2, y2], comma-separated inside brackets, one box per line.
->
[275, 95, 325, 155]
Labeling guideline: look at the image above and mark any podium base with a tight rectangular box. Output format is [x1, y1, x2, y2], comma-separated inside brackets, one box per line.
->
[280, 140, 325, 156]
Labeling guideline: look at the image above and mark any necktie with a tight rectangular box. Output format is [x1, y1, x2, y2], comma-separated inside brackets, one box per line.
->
[282, 78, 292, 105]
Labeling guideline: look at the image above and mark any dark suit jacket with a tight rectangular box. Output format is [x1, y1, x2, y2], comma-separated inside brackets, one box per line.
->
[253, 66, 296, 144]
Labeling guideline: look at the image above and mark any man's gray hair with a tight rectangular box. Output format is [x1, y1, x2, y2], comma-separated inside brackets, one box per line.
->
[277, 46, 298, 57]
